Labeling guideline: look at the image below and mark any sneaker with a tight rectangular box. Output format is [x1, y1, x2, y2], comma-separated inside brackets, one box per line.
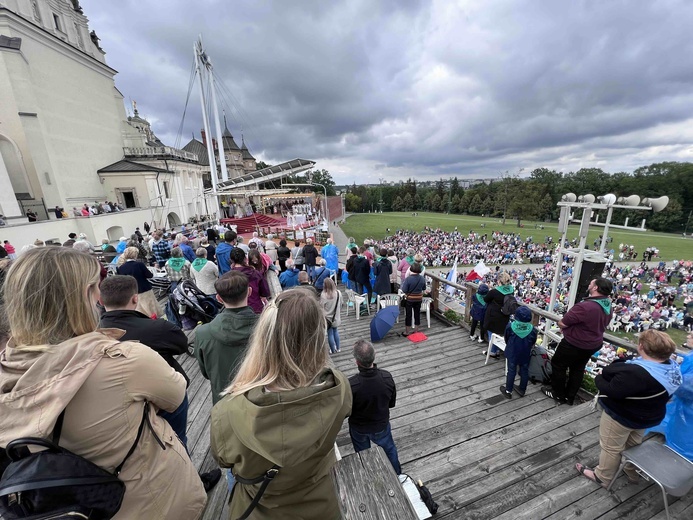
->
[477, 337, 484, 344]
[499, 385, 512, 399]
[336, 349, 341, 353]
[541, 386, 566, 403]
[469, 335, 476, 340]
[482, 350, 500, 359]
[199, 468, 222, 493]
[514, 387, 526, 397]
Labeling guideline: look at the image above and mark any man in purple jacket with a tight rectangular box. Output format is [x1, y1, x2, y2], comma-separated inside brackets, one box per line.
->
[542, 277, 613, 405]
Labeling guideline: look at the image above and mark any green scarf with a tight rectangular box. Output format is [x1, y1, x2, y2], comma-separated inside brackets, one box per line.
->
[497, 284, 514, 295]
[347, 242, 357, 250]
[405, 255, 415, 264]
[192, 258, 208, 272]
[592, 297, 612, 315]
[167, 257, 186, 272]
[475, 293, 487, 306]
[511, 321, 534, 339]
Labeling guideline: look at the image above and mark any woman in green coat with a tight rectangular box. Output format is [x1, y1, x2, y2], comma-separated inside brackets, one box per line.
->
[211, 290, 352, 519]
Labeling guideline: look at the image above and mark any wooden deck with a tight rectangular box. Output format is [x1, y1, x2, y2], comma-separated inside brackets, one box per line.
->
[179, 298, 693, 520]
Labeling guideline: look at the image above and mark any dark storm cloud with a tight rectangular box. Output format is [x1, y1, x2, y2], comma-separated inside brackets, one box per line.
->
[80, 0, 693, 182]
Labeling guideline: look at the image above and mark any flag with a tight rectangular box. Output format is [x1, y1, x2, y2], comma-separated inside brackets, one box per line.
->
[446, 258, 458, 295]
[466, 261, 490, 282]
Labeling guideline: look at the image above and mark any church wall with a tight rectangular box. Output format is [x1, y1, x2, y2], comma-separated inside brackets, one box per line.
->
[0, 8, 124, 215]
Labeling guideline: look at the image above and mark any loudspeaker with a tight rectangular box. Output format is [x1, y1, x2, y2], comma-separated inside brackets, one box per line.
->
[598, 193, 617, 205]
[617, 195, 641, 206]
[562, 193, 577, 202]
[574, 258, 607, 304]
[578, 194, 595, 203]
[642, 196, 669, 213]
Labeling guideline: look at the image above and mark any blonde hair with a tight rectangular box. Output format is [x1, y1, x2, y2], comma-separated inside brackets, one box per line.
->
[116, 246, 138, 266]
[4, 248, 101, 347]
[498, 271, 511, 285]
[321, 278, 337, 299]
[639, 329, 676, 361]
[225, 290, 330, 397]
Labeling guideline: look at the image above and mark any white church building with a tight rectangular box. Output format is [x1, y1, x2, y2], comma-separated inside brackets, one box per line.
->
[0, 0, 212, 247]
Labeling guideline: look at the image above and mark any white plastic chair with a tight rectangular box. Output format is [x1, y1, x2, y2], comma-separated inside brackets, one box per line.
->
[420, 297, 433, 329]
[486, 333, 508, 375]
[378, 294, 401, 323]
[346, 289, 369, 320]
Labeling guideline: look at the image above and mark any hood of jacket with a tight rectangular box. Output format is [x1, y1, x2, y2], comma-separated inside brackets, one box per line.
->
[0, 329, 126, 444]
[204, 307, 258, 342]
[217, 368, 351, 468]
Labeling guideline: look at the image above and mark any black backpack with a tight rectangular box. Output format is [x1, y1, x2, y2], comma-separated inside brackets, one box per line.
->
[0, 402, 152, 520]
[500, 294, 520, 316]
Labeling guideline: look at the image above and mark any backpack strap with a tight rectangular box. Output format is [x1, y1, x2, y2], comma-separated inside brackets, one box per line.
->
[234, 465, 280, 520]
[52, 410, 66, 445]
[114, 401, 156, 476]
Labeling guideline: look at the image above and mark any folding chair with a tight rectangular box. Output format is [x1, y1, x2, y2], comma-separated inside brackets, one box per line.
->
[607, 441, 693, 520]
[346, 289, 370, 320]
[421, 297, 433, 328]
[486, 333, 508, 375]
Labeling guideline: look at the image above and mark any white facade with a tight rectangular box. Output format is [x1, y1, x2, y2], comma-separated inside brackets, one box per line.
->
[0, 0, 212, 251]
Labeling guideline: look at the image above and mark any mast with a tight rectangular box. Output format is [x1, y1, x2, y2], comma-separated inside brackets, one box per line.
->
[209, 73, 230, 182]
[194, 37, 221, 217]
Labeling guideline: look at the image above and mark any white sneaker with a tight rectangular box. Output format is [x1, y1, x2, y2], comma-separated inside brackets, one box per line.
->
[477, 337, 484, 343]
[469, 335, 476, 340]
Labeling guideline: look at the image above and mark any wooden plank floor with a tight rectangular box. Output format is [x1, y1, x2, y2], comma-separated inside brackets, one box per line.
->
[179, 296, 692, 520]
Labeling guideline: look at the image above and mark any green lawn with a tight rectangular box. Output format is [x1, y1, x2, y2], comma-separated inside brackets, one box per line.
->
[340, 212, 692, 262]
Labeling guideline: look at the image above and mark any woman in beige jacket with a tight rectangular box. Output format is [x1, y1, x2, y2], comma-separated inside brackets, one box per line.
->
[0, 247, 206, 519]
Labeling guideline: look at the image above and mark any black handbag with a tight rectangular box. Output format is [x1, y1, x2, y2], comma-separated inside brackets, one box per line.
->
[0, 402, 152, 520]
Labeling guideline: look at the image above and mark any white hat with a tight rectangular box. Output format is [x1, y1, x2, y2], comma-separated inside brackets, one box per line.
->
[119, 236, 127, 241]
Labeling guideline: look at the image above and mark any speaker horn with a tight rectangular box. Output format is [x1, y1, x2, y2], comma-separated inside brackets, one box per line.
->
[562, 193, 577, 202]
[578, 194, 595, 204]
[598, 193, 617, 205]
[642, 196, 669, 213]
[617, 195, 641, 206]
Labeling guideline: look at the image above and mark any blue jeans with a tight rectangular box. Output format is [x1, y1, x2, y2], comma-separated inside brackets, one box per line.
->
[306, 265, 316, 280]
[349, 423, 401, 474]
[159, 393, 189, 450]
[327, 327, 340, 353]
[226, 469, 236, 493]
[505, 362, 529, 393]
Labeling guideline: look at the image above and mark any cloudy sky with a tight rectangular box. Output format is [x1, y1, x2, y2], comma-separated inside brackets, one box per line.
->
[80, 0, 693, 184]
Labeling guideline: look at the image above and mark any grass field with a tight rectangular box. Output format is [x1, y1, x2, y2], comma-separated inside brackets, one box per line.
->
[340, 212, 692, 262]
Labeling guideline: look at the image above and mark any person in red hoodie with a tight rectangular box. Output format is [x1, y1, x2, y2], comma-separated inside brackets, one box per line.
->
[2, 241, 15, 260]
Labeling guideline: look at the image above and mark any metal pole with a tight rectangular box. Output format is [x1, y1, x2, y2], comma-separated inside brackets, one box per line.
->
[194, 38, 220, 218]
[209, 72, 230, 182]
[599, 206, 613, 253]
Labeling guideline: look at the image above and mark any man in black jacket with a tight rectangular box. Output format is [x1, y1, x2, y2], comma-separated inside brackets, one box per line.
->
[99, 275, 221, 491]
[348, 340, 401, 474]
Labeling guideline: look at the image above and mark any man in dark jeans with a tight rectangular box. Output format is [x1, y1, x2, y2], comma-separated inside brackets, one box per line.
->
[99, 275, 221, 492]
[542, 277, 613, 405]
[348, 340, 401, 474]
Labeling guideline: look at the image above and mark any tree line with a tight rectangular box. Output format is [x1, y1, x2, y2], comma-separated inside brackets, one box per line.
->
[341, 162, 692, 233]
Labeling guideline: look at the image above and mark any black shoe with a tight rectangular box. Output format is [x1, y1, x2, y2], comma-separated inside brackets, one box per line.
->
[514, 387, 526, 397]
[483, 350, 500, 359]
[200, 469, 221, 493]
[500, 385, 512, 399]
[541, 386, 566, 403]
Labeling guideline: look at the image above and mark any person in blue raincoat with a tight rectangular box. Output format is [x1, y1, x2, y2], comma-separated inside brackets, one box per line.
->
[469, 284, 489, 344]
[321, 238, 339, 272]
[500, 306, 537, 399]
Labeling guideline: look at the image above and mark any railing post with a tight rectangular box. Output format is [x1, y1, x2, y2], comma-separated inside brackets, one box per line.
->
[464, 282, 474, 324]
[430, 277, 440, 313]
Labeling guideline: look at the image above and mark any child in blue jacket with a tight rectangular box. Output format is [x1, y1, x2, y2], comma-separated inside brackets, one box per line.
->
[469, 284, 489, 344]
[500, 306, 537, 398]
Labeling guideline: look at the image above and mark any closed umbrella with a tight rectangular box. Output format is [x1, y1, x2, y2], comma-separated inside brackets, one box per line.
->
[370, 306, 400, 342]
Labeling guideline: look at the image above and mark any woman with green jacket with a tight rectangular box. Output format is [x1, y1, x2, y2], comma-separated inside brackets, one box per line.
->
[211, 290, 352, 519]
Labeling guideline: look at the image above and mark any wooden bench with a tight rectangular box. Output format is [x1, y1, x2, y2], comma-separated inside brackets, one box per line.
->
[333, 446, 418, 519]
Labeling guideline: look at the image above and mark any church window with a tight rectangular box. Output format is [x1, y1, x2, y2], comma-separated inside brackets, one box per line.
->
[31, 0, 42, 22]
[163, 181, 170, 199]
[53, 13, 63, 32]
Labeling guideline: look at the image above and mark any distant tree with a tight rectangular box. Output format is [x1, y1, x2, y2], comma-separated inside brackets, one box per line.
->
[306, 169, 336, 196]
[450, 177, 461, 199]
[413, 193, 421, 210]
[647, 198, 683, 232]
[256, 161, 271, 170]
[431, 194, 442, 212]
[392, 196, 404, 212]
[402, 193, 413, 211]
[345, 193, 362, 212]
[451, 194, 462, 213]
[481, 196, 494, 216]
[537, 193, 554, 220]
[468, 194, 482, 215]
